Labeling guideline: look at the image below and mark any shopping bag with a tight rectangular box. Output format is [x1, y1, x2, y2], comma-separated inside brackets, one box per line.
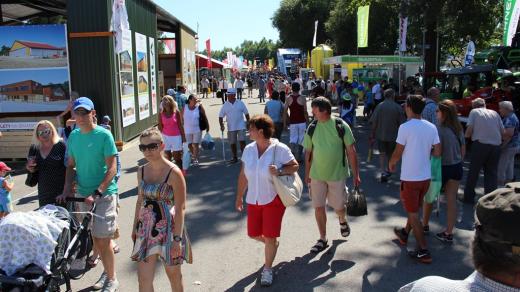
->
[182, 143, 191, 170]
[346, 187, 368, 217]
[425, 156, 442, 203]
[201, 133, 215, 150]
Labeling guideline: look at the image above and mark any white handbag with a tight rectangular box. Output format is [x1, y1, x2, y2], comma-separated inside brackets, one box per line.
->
[271, 144, 303, 207]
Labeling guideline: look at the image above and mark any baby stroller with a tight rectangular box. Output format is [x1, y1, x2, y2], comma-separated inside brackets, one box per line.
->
[0, 198, 95, 292]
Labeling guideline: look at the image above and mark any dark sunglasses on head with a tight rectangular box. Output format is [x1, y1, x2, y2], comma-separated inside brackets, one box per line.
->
[37, 128, 51, 137]
[74, 109, 91, 116]
[139, 142, 161, 152]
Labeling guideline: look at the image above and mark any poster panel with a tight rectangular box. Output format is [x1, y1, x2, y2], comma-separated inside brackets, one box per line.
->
[119, 29, 136, 127]
[0, 24, 70, 114]
[149, 37, 158, 115]
[135, 32, 150, 120]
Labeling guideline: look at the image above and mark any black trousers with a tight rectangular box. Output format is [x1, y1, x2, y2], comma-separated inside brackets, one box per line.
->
[463, 141, 501, 203]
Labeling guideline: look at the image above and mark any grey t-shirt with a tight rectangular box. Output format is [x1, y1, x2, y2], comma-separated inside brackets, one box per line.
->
[467, 108, 504, 146]
[370, 99, 405, 141]
[437, 125, 465, 165]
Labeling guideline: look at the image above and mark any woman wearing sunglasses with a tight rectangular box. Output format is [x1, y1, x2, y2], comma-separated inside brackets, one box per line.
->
[26, 120, 67, 207]
[131, 128, 191, 292]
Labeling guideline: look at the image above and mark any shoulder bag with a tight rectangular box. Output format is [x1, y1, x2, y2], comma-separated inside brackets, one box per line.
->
[271, 144, 303, 207]
[198, 104, 209, 131]
[25, 144, 39, 187]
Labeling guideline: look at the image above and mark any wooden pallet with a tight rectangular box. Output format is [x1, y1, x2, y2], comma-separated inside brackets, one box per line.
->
[0, 131, 33, 160]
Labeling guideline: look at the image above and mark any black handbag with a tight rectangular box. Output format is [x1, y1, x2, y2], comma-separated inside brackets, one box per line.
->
[199, 105, 209, 131]
[25, 145, 39, 187]
[346, 187, 368, 217]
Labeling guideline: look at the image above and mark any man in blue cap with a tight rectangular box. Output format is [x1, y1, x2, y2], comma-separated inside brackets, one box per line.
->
[57, 97, 119, 291]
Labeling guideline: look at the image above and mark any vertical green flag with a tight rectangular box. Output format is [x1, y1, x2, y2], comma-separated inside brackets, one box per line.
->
[357, 5, 370, 48]
[503, 0, 520, 45]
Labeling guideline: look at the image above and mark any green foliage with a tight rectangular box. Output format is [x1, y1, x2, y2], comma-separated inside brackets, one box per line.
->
[199, 38, 279, 62]
[273, 0, 504, 62]
[0, 45, 10, 56]
[272, 0, 336, 52]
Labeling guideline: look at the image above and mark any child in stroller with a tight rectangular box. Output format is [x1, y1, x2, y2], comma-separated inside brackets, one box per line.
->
[0, 198, 95, 292]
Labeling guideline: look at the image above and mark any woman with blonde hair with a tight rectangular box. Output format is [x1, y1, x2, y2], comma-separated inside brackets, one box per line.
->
[131, 128, 191, 292]
[422, 100, 465, 243]
[158, 95, 186, 168]
[26, 120, 67, 207]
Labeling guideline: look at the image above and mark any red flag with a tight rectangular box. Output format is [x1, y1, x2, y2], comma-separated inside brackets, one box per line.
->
[205, 39, 212, 69]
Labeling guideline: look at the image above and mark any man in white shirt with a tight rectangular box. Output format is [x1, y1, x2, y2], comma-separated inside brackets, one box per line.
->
[295, 75, 303, 91]
[219, 88, 250, 163]
[219, 77, 229, 104]
[465, 35, 476, 67]
[234, 78, 245, 100]
[389, 95, 441, 264]
[201, 77, 210, 99]
[372, 80, 383, 107]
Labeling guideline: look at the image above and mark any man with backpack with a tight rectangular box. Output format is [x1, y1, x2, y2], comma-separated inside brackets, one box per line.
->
[303, 97, 361, 254]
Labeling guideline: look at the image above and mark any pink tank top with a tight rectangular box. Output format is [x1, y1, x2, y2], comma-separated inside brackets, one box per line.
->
[161, 112, 181, 136]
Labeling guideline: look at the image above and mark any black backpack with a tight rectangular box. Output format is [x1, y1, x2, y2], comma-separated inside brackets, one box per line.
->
[306, 117, 346, 167]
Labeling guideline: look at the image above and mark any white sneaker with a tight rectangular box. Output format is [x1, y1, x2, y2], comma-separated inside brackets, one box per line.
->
[101, 278, 119, 292]
[260, 268, 273, 286]
[92, 272, 107, 290]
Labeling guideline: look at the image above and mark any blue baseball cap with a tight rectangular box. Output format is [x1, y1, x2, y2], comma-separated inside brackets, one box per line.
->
[73, 97, 95, 111]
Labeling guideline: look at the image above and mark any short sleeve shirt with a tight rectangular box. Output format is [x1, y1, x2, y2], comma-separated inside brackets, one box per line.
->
[396, 119, 440, 181]
[437, 126, 465, 165]
[503, 113, 520, 148]
[421, 99, 438, 125]
[67, 126, 118, 196]
[241, 140, 294, 205]
[175, 92, 187, 111]
[303, 118, 355, 181]
[370, 100, 405, 141]
[219, 100, 249, 131]
[467, 108, 504, 146]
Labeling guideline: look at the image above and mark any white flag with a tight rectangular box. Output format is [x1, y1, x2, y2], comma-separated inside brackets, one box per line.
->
[399, 16, 408, 52]
[313, 20, 318, 47]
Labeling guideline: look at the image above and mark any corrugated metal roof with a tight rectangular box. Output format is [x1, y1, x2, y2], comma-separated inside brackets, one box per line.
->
[15, 40, 61, 50]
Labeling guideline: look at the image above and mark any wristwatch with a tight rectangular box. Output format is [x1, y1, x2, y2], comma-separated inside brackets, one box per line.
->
[173, 235, 182, 242]
[277, 168, 284, 176]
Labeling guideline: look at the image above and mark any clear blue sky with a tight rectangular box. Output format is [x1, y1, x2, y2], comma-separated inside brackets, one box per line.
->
[154, 0, 280, 51]
[0, 25, 66, 48]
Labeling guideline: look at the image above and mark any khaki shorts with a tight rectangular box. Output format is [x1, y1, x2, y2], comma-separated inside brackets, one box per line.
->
[76, 195, 119, 239]
[310, 179, 347, 210]
[228, 130, 246, 144]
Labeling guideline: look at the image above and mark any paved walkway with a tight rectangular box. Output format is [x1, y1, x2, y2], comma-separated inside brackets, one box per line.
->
[8, 92, 481, 291]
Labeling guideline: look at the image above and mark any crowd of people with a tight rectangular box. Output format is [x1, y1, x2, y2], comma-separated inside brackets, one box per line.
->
[1, 72, 519, 291]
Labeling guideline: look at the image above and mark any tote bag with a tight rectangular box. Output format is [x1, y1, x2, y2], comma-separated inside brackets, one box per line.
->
[271, 144, 303, 207]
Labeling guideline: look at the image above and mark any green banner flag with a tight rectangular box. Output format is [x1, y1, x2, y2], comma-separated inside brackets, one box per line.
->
[503, 0, 520, 45]
[357, 5, 370, 48]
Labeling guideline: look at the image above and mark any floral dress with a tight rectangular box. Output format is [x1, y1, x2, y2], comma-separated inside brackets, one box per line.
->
[131, 167, 192, 265]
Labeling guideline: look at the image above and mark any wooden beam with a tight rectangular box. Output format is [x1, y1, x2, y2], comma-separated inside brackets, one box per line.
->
[69, 31, 114, 38]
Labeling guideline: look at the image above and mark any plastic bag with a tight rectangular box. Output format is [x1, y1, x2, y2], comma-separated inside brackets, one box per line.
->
[182, 143, 191, 170]
[201, 133, 215, 150]
[346, 187, 368, 217]
[425, 156, 442, 203]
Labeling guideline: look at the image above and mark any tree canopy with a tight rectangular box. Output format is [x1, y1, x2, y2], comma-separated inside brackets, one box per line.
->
[199, 38, 279, 62]
[273, 0, 504, 63]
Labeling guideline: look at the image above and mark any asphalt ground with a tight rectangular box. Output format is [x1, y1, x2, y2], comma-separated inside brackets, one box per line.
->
[7, 90, 494, 291]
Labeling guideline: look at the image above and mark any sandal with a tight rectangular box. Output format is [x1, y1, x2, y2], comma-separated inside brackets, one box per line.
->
[113, 243, 120, 254]
[310, 239, 329, 253]
[340, 221, 351, 237]
[87, 255, 100, 268]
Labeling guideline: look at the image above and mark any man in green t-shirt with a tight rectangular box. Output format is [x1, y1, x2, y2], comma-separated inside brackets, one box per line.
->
[303, 97, 361, 254]
[57, 97, 119, 291]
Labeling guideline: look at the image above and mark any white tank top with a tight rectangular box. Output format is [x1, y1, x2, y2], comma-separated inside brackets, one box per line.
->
[183, 105, 201, 134]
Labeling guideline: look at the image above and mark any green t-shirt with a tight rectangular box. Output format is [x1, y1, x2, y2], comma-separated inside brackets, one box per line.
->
[67, 126, 118, 197]
[303, 118, 355, 181]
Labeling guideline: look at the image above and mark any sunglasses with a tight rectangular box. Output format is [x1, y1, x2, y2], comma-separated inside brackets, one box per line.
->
[139, 142, 161, 152]
[74, 109, 91, 116]
[37, 128, 51, 137]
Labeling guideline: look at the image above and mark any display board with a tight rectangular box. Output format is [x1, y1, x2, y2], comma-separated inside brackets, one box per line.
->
[135, 32, 150, 120]
[0, 24, 70, 114]
[119, 29, 136, 127]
